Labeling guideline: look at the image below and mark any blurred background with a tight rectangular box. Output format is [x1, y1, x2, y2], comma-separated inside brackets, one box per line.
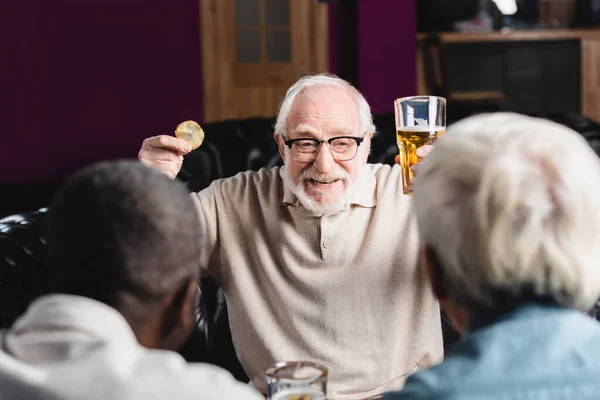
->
[1, 0, 600, 217]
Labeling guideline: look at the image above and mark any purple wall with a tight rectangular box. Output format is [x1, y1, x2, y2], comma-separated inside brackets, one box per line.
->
[358, 0, 417, 115]
[1, 1, 415, 184]
[1, 2, 47, 183]
[1, 0, 203, 183]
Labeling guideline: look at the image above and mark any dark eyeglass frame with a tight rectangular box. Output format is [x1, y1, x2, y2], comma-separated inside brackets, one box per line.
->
[282, 136, 365, 162]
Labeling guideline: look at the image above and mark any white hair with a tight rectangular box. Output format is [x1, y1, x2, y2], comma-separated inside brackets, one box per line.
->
[413, 112, 600, 311]
[274, 73, 376, 137]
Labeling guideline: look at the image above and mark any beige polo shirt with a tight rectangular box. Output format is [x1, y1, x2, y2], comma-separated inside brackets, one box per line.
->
[192, 163, 443, 399]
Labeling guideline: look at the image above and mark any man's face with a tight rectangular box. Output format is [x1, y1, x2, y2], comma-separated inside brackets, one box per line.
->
[276, 87, 371, 212]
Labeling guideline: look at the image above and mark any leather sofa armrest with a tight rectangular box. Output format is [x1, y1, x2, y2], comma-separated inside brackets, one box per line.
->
[0, 208, 48, 328]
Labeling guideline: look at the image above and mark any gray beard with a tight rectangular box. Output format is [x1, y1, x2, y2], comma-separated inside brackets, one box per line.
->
[281, 165, 355, 216]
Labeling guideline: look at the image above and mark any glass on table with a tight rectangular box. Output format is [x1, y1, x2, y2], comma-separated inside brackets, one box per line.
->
[266, 361, 327, 400]
[394, 96, 446, 194]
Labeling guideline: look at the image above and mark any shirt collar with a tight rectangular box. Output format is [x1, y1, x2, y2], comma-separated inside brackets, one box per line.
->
[467, 299, 565, 333]
[279, 165, 377, 209]
[9, 294, 138, 345]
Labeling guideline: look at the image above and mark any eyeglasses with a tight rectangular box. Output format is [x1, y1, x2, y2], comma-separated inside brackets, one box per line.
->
[283, 136, 365, 162]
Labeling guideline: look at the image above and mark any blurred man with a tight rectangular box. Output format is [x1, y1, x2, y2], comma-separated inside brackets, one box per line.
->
[384, 113, 600, 399]
[138, 74, 443, 398]
[0, 160, 262, 400]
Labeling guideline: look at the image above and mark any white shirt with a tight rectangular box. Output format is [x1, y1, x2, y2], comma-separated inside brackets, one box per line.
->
[0, 294, 263, 400]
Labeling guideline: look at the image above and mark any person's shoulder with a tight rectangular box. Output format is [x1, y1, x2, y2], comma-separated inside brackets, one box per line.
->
[196, 167, 282, 198]
[172, 363, 262, 399]
[364, 163, 405, 200]
[207, 167, 280, 189]
[366, 163, 401, 180]
[128, 349, 262, 399]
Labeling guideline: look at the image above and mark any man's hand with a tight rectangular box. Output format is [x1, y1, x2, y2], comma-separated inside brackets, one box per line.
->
[395, 144, 434, 176]
[138, 135, 192, 180]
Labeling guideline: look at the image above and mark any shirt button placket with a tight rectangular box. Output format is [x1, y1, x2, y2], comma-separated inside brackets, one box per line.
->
[320, 217, 332, 260]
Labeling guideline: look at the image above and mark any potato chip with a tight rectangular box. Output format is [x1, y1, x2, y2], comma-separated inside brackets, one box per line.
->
[175, 120, 204, 150]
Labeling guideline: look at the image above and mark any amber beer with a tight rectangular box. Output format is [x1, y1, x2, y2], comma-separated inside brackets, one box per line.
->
[394, 96, 446, 194]
[396, 126, 445, 194]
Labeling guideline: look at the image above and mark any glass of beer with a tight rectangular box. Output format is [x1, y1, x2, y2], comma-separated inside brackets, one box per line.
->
[266, 361, 327, 400]
[394, 96, 446, 194]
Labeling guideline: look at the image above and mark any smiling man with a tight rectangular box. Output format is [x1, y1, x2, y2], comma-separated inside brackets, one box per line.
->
[138, 74, 443, 398]
[276, 80, 370, 215]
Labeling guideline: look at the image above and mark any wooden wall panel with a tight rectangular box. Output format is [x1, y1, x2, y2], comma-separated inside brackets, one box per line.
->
[313, 2, 329, 73]
[582, 39, 600, 123]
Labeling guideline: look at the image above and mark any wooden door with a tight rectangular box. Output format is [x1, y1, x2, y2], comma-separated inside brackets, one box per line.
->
[201, 0, 329, 123]
[582, 39, 600, 124]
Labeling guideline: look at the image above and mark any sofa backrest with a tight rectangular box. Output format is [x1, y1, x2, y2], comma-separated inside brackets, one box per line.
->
[0, 209, 47, 329]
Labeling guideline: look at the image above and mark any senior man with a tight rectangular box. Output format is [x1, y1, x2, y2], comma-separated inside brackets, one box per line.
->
[138, 74, 443, 398]
[384, 112, 600, 399]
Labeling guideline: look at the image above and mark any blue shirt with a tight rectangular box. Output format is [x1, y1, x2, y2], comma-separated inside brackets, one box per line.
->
[383, 302, 600, 400]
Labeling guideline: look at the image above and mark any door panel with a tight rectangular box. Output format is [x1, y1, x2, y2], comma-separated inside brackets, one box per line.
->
[201, 0, 329, 122]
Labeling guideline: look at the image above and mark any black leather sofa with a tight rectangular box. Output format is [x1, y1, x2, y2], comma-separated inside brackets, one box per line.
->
[2, 112, 600, 383]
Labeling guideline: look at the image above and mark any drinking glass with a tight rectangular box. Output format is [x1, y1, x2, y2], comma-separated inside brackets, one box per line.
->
[266, 361, 328, 400]
[394, 96, 446, 194]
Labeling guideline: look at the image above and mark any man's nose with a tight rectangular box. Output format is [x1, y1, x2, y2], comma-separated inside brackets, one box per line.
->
[312, 142, 336, 173]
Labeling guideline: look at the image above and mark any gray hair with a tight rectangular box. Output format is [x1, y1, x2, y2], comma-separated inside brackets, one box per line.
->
[413, 112, 600, 311]
[274, 73, 376, 137]
[45, 160, 202, 319]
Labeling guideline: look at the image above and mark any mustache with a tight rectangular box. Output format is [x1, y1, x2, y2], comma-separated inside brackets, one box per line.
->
[299, 166, 350, 183]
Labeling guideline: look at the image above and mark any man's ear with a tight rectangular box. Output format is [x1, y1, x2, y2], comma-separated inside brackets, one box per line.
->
[422, 245, 471, 335]
[274, 132, 287, 162]
[421, 245, 449, 301]
[158, 279, 198, 351]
